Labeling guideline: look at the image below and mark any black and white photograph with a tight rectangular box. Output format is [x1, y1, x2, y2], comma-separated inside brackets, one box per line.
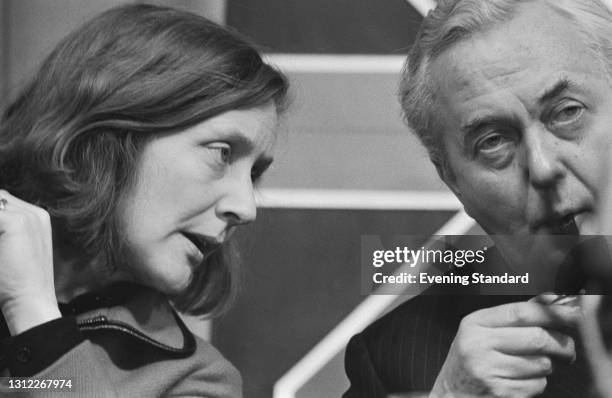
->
[1, 1, 612, 397]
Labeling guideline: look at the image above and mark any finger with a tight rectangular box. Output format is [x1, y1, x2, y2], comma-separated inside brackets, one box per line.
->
[0, 190, 27, 210]
[0, 207, 29, 232]
[579, 295, 612, 395]
[531, 293, 561, 305]
[0, 207, 51, 239]
[492, 327, 575, 361]
[469, 301, 581, 328]
[533, 294, 581, 308]
[487, 352, 553, 379]
[0, 190, 50, 221]
[489, 378, 547, 398]
[596, 137, 612, 235]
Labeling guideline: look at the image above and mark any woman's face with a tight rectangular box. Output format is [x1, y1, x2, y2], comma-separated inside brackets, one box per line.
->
[119, 102, 278, 294]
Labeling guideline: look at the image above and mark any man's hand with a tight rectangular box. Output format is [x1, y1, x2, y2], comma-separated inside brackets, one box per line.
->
[0, 190, 61, 335]
[430, 299, 581, 398]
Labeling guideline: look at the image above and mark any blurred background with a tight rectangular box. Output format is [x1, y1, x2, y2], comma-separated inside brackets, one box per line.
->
[0, 1, 472, 397]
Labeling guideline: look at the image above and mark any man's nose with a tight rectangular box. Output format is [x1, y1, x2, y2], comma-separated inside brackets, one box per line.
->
[523, 125, 564, 189]
[215, 174, 257, 226]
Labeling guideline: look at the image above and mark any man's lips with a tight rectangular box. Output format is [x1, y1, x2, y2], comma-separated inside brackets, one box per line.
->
[533, 210, 589, 235]
[558, 214, 579, 235]
[574, 212, 595, 234]
[182, 232, 222, 262]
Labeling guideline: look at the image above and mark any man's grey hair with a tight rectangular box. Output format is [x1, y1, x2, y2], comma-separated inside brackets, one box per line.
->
[400, 0, 612, 180]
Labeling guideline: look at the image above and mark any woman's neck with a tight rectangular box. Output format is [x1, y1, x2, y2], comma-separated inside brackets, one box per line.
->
[53, 253, 134, 303]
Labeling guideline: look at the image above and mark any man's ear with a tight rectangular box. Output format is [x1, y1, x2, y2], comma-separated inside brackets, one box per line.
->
[444, 179, 462, 200]
[433, 161, 479, 222]
[434, 161, 462, 199]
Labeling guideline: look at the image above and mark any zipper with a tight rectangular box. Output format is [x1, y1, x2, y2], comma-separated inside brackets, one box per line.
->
[77, 315, 108, 327]
[76, 315, 195, 356]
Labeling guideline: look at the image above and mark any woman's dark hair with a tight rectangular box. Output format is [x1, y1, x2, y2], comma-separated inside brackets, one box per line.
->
[0, 4, 289, 316]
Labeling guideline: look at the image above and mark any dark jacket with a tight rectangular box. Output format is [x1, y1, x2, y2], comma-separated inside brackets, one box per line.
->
[343, 294, 591, 397]
[0, 283, 241, 397]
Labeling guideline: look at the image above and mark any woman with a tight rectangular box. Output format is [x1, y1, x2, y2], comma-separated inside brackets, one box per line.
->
[0, 4, 288, 397]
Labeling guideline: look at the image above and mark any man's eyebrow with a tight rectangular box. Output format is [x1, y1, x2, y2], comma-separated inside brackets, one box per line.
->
[537, 78, 574, 105]
[460, 115, 516, 136]
[459, 115, 517, 152]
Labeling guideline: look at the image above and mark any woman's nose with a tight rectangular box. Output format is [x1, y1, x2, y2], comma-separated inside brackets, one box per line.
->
[215, 174, 257, 226]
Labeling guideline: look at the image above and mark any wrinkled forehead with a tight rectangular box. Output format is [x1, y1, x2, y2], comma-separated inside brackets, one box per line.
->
[428, 2, 608, 114]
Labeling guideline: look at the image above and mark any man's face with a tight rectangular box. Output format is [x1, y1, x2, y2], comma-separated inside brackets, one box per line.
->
[431, 2, 612, 245]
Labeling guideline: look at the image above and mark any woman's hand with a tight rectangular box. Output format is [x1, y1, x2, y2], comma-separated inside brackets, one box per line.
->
[0, 190, 61, 335]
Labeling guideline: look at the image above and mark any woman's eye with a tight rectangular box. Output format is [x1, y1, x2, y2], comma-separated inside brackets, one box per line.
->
[251, 163, 271, 184]
[551, 102, 584, 125]
[250, 159, 272, 184]
[251, 169, 263, 183]
[219, 146, 231, 163]
[207, 144, 231, 164]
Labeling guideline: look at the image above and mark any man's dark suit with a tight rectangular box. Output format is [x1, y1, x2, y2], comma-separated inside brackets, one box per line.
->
[343, 294, 592, 397]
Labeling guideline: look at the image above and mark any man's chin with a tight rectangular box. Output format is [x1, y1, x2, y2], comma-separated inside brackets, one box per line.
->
[494, 234, 579, 266]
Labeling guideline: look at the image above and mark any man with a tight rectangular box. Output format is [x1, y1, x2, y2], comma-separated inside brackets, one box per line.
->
[344, 0, 612, 396]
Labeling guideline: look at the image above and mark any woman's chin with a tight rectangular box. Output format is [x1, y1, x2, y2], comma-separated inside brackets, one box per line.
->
[162, 278, 192, 296]
[141, 269, 192, 296]
[124, 249, 195, 295]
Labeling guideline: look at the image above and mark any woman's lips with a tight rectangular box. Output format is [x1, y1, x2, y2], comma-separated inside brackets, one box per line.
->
[182, 232, 221, 264]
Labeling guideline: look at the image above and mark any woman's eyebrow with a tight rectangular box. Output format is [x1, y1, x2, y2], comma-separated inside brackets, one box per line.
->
[224, 132, 254, 149]
[219, 131, 275, 162]
[254, 156, 274, 170]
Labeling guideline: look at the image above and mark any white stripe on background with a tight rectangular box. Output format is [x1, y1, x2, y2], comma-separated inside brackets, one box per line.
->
[406, 0, 437, 16]
[256, 189, 462, 211]
[263, 54, 405, 74]
[263, 1, 436, 75]
[273, 211, 476, 398]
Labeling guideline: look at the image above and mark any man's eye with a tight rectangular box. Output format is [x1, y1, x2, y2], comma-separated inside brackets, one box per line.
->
[473, 132, 516, 168]
[476, 133, 512, 153]
[551, 102, 584, 125]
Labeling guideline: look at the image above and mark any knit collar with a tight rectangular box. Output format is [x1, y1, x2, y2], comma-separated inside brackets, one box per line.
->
[61, 282, 195, 354]
[58, 282, 143, 316]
